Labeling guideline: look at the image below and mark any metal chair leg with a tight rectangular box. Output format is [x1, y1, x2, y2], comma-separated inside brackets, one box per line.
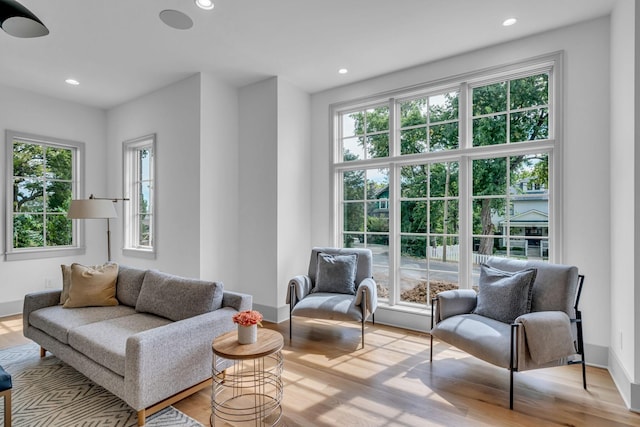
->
[429, 334, 433, 362]
[289, 283, 295, 341]
[510, 323, 518, 410]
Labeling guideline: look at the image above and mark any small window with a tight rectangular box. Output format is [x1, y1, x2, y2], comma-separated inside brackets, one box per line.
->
[5, 130, 84, 260]
[123, 134, 156, 257]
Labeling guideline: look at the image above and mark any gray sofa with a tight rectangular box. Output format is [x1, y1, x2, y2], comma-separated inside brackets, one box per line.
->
[23, 265, 252, 426]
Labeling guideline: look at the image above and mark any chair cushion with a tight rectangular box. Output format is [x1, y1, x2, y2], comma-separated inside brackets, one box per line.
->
[473, 264, 537, 324]
[291, 293, 362, 321]
[308, 247, 373, 287]
[0, 366, 11, 391]
[63, 263, 119, 308]
[485, 257, 579, 316]
[313, 253, 357, 294]
[431, 313, 512, 368]
[135, 270, 223, 321]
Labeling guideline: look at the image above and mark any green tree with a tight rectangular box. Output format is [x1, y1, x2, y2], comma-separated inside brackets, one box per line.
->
[343, 73, 549, 257]
[12, 142, 73, 248]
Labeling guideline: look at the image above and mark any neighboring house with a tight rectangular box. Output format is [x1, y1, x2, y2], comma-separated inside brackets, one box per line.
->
[494, 179, 549, 259]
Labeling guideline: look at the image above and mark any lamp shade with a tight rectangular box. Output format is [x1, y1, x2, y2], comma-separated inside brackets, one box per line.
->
[0, 0, 49, 38]
[67, 199, 117, 219]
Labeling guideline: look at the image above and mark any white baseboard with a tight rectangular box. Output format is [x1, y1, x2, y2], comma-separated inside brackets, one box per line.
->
[609, 348, 640, 412]
[0, 299, 23, 318]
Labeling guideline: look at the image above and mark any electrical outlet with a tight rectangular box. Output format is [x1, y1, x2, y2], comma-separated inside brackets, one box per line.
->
[44, 278, 54, 289]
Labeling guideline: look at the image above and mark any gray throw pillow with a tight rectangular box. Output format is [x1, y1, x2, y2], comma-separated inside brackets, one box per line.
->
[116, 265, 147, 307]
[313, 253, 357, 295]
[473, 264, 537, 324]
[135, 270, 223, 321]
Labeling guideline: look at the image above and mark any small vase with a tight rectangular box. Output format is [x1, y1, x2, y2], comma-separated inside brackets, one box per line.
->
[237, 324, 257, 344]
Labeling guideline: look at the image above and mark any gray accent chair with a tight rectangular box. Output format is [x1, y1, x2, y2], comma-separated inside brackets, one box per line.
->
[286, 247, 378, 348]
[430, 257, 586, 409]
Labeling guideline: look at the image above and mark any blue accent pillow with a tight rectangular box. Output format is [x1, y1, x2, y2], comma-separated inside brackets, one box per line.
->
[473, 263, 537, 323]
[313, 253, 357, 295]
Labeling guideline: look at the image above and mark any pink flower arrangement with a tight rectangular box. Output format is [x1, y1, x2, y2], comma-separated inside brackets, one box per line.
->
[232, 310, 263, 327]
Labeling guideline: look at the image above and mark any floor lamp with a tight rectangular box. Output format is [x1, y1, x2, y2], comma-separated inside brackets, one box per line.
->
[67, 196, 118, 261]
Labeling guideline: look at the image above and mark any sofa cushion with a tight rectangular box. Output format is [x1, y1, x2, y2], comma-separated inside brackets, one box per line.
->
[135, 270, 223, 321]
[431, 313, 512, 368]
[29, 305, 137, 344]
[68, 313, 172, 376]
[313, 253, 357, 295]
[64, 263, 119, 308]
[473, 264, 537, 324]
[116, 265, 147, 307]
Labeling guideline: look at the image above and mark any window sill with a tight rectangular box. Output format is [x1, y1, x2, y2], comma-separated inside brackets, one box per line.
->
[122, 248, 156, 259]
[5, 247, 85, 261]
[373, 302, 433, 334]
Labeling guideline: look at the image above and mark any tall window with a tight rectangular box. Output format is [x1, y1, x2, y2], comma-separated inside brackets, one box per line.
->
[123, 135, 155, 256]
[5, 130, 83, 260]
[332, 56, 559, 308]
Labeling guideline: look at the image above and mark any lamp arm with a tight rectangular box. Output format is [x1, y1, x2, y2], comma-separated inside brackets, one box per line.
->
[89, 194, 130, 202]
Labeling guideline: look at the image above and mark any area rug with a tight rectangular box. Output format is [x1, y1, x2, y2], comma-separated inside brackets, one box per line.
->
[0, 343, 204, 427]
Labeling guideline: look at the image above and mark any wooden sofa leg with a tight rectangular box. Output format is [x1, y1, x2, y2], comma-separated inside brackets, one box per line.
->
[2, 389, 11, 427]
[40, 347, 46, 358]
[137, 409, 146, 426]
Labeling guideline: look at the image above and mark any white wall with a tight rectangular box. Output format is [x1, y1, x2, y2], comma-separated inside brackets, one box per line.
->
[276, 78, 311, 321]
[199, 73, 241, 288]
[609, 0, 640, 411]
[237, 77, 311, 321]
[238, 78, 279, 310]
[0, 84, 107, 314]
[107, 75, 202, 277]
[310, 18, 612, 364]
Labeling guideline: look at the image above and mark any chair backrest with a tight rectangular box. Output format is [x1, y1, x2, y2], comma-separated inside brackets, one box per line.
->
[308, 247, 373, 287]
[485, 257, 579, 317]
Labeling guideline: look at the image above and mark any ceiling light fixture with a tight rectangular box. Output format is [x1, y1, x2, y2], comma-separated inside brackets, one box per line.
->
[502, 17, 517, 27]
[195, 0, 214, 10]
[159, 9, 193, 30]
[338, 68, 348, 74]
[65, 78, 79, 86]
[0, 0, 49, 38]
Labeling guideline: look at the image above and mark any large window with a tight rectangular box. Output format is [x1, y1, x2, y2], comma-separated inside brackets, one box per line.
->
[332, 56, 559, 309]
[123, 134, 155, 257]
[5, 130, 84, 260]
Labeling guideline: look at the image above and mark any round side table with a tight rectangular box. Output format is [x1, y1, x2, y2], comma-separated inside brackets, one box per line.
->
[211, 328, 284, 426]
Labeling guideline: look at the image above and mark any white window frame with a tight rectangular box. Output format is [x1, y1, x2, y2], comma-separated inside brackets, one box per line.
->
[330, 53, 563, 309]
[122, 134, 156, 258]
[5, 130, 85, 260]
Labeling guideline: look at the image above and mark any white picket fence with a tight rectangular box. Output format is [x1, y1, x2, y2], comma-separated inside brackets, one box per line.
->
[429, 244, 491, 265]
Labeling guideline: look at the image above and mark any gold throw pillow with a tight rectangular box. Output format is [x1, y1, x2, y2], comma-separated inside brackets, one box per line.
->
[63, 263, 119, 308]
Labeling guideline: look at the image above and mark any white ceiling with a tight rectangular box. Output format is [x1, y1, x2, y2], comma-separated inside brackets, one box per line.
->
[0, 0, 616, 109]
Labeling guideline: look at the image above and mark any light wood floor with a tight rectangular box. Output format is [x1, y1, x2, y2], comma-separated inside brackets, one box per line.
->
[3, 314, 639, 426]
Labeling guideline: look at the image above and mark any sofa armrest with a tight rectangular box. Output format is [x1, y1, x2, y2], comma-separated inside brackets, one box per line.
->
[23, 289, 62, 335]
[125, 307, 237, 410]
[286, 275, 312, 305]
[433, 289, 477, 323]
[222, 291, 252, 312]
[355, 277, 377, 319]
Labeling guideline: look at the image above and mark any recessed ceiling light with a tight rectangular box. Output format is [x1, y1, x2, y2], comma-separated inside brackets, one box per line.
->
[502, 18, 517, 27]
[65, 78, 79, 86]
[195, 0, 214, 10]
[338, 68, 348, 74]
